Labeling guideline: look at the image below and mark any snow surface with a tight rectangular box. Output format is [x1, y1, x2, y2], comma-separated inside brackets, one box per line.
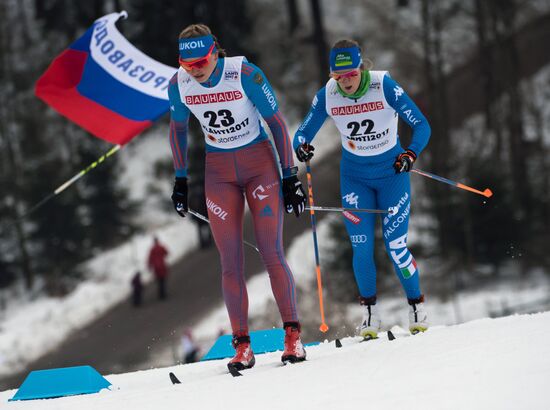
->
[0, 127, 199, 377]
[2, 115, 550, 378]
[2, 60, 550, 395]
[0, 119, 339, 378]
[150, 213, 550, 370]
[0, 222, 197, 377]
[2, 312, 550, 409]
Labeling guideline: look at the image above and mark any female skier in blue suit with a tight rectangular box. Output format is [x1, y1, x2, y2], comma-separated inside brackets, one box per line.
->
[293, 39, 431, 338]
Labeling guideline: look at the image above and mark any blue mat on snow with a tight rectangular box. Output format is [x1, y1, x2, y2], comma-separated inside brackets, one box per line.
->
[201, 328, 320, 361]
[9, 365, 111, 401]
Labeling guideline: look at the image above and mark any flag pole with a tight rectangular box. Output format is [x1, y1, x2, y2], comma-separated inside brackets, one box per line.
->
[5, 144, 121, 228]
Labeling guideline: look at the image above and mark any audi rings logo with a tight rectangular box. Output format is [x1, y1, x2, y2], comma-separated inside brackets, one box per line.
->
[350, 235, 368, 244]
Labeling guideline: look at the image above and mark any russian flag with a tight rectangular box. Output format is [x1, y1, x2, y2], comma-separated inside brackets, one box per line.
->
[35, 12, 177, 145]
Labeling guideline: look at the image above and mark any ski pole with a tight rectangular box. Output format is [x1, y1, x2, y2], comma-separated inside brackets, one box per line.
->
[412, 169, 493, 198]
[306, 205, 392, 214]
[186, 208, 260, 254]
[305, 160, 329, 333]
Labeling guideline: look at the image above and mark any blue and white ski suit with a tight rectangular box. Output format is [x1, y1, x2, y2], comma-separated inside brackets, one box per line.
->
[293, 71, 431, 299]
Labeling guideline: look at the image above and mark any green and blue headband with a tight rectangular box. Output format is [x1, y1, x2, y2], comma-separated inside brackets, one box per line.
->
[329, 46, 362, 72]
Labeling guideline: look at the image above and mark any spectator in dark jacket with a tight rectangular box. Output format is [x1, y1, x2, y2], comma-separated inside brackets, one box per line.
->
[130, 271, 143, 307]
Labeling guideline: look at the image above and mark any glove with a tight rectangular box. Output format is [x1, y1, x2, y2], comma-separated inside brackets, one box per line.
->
[171, 177, 188, 217]
[394, 149, 417, 173]
[295, 143, 315, 162]
[282, 175, 307, 217]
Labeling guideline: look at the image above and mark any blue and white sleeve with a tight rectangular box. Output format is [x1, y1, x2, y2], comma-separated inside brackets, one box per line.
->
[241, 61, 295, 177]
[292, 88, 328, 151]
[168, 74, 191, 178]
[383, 73, 431, 156]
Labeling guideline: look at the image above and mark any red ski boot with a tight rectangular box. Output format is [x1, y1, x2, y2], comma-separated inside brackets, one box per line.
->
[281, 322, 306, 364]
[227, 335, 255, 372]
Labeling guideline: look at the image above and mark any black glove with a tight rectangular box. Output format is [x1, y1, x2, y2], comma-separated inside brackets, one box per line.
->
[394, 149, 417, 173]
[171, 177, 188, 217]
[282, 175, 307, 217]
[295, 143, 315, 162]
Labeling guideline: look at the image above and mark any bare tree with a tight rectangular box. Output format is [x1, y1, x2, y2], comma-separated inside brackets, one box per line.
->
[474, 0, 503, 153]
[286, 0, 301, 35]
[0, 1, 34, 290]
[420, 0, 453, 255]
[495, 0, 530, 217]
[309, 0, 329, 86]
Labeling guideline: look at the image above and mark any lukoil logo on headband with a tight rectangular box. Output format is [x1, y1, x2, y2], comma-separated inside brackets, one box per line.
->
[179, 40, 206, 50]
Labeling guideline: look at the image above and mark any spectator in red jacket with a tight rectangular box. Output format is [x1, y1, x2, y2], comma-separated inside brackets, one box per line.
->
[147, 237, 169, 300]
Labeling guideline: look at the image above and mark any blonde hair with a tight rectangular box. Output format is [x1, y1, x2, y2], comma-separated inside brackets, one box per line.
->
[331, 39, 373, 70]
[178, 24, 226, 57]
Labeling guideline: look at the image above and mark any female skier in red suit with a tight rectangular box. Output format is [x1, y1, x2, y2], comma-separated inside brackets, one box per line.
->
[168, 24, 307, 371]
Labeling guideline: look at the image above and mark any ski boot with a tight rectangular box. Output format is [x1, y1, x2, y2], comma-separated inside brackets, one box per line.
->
[408, 295, 429, 334]
[227, 335, 255, 372]
[359, 296, 381, 341]
[281, 322, 306, 364]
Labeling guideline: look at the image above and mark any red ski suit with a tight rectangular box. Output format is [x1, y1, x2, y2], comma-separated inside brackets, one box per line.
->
[168, 57, 300, 335]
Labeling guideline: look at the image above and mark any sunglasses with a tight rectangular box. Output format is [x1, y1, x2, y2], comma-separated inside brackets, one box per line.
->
[330, 69, 359, 81]
[178, 44, 215, 70]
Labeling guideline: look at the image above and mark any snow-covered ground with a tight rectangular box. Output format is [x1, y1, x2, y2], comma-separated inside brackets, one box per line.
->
[2, 311, 550, 409]
[147, 212, 550, 370]
[0, 127, 196, 377]
[0, 119, 340, 378]
[0, 220, 197, 377]
[2, 62, 550, 385]
[2, 114, 550, 379]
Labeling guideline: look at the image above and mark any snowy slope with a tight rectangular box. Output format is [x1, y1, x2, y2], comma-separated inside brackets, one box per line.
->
[0, 118, 341, 378]
[2, 312, 549, 410]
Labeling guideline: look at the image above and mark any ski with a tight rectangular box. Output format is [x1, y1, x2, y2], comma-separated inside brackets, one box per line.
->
[172, 330, 417, 383]
[335, 328, 414, 348]
[281, 357, 306, 366]
[388, 329, 426, 339]
[227, 364, 243, 377]
[169, 372, 181, 384]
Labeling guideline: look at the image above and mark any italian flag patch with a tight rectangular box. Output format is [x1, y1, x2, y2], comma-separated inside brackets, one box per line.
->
[401, 258, 417, 279]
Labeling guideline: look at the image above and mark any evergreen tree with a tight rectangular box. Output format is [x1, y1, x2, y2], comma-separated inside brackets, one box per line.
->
[126, 0, 254, 66]
[0, 0, 136, 293]
[75, 142, 137, 249]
